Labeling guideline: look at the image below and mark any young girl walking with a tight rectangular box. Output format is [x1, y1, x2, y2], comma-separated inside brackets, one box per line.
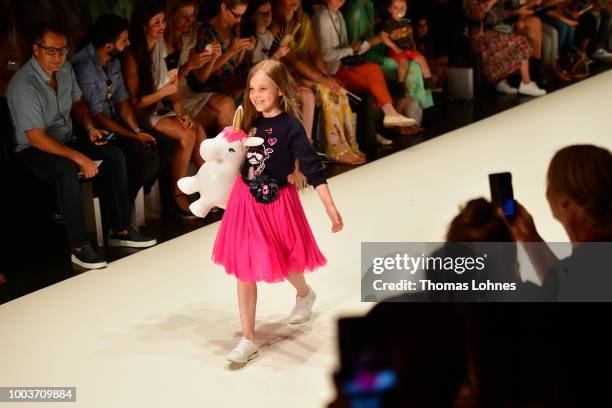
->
[212, 59, 343, 364]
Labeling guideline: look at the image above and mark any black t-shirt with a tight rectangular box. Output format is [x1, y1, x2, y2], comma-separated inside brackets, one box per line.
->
[240, 112, 327, 188]
[382, 18, 415, 51]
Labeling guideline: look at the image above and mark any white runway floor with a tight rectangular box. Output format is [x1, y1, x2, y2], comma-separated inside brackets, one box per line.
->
[2, 72, 612, 408]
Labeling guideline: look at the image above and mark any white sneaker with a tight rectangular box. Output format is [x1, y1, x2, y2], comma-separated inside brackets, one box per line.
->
[227, 337, 259, 364]
[591, 48, 612, 61]
[495, 79, 518, 95]
[375, 133, 393, 146]
[518, 81, 546, 97]
[289, 286, 316, 324]
[383, 114, 416, 128]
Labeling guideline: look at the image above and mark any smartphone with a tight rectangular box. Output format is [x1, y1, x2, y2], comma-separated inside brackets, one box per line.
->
[489, 172, 516, 218]
[195, 38, 207, 53]
[102, 132, 117, 142]
[77, 160, 103, 179]
[337, 317, 397, 407]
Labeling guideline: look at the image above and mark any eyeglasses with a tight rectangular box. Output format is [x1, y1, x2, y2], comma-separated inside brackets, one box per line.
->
[36, 43, 70, 56]
[105, 79, 113, 101]
[228, 7, 244, 19]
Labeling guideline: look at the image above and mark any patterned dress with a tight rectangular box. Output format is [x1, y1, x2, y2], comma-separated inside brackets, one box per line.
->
[286, 13, 363, 161]
[194, 24, 245, 100]
[463, 0, 533, 83]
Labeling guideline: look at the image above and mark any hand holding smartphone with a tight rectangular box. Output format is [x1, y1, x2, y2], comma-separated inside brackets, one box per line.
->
[77, 160, 103, 179]
[489, 172, 516, 218]
[101, 132, 117, 142]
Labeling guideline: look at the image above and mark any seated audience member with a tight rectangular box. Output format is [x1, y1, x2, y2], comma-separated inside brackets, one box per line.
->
[312, 0, 419, 152]
[165, 0, 236, 133]
[6, 23, 156, 269]
[272, 0, 410, 161]
[581, 0, 612, 61]
[72, 14, 159, 205]
[342, 0, 431, 123]
[190, 0, 253, 102]
[243, 0, 316, 141]
[123, 0, 207, 218]
[501, 144, 612, 301]
[242, 0, 289, 64]
[539, 0, 587, 78]
[379, 0, 439, 91]
[574, 0, 612, 68]
[509, 0, 548, 86]
[462, 0, 547, 96]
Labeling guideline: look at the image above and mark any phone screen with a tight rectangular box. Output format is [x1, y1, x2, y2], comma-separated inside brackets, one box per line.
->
[195, 39, 207, 53]
[489, 172, 516, 218]
[337, 317, 398, 407]
[104, 132, 117, 142]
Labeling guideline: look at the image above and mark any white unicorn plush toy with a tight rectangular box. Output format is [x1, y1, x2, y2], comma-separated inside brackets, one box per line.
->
[177, 106, 263, 218]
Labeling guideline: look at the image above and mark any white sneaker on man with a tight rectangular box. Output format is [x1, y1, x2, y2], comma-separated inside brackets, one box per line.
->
[591, 48, 612, 61]
[288, 286, 316, 324]
[518, 81, 546, 97]
[495, 79, 518, 95]
[227, 337, 259, 364]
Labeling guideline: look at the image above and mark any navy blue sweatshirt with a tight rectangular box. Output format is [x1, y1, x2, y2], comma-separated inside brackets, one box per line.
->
[240, 112, 327, 188]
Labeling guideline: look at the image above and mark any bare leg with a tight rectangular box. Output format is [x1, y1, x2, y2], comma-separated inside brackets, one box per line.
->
[517, 16, 542, 59]
[286, 272, 309, 298]
[297, 86, 315, 141]
[153, 117, 196, 210]
[190, 123, 206, 168]
[414, 55, 432, 79]
[519, 59, 532, 84]
[397, 58, 409, 83]
[237, 280, 258, 341]
[194, 93, 235, 133]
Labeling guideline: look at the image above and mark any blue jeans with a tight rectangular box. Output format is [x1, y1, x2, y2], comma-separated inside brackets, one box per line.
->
[541, 16, 576, 54]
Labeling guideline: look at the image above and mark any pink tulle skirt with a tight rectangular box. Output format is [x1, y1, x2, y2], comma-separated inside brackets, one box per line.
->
[212, 177, 327, 283]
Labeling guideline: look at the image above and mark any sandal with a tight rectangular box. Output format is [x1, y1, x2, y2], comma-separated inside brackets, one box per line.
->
[400, 125, 425, 136]
[550, 66, 572, 82]
[337, 151, 366, 165]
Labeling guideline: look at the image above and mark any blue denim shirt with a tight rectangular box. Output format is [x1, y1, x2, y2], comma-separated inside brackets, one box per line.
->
[7, 56, 82, 153]
[72, 43, 130, 119]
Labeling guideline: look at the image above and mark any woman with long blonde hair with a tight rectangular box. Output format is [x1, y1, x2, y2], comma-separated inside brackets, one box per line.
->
[213, 59, 344, 364]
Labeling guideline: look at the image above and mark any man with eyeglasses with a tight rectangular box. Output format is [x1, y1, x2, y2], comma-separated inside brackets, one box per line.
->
[6, 22, 157, 270]
[72, 14, 160, 212]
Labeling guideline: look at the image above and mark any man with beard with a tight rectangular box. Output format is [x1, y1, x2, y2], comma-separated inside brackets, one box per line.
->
[72, 14, 160, 209]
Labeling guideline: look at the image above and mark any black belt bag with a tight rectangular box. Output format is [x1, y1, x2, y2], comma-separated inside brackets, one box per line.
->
[243, 175, 287, 204]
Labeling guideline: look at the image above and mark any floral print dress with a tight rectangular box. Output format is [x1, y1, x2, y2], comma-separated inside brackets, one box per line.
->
[462, 0, 533, 83]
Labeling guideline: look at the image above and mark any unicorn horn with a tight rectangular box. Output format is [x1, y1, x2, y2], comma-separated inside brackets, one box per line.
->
[233, 105, 244, 132]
